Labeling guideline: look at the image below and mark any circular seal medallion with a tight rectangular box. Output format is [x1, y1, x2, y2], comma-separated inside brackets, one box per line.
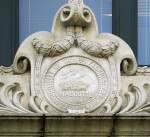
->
[42, 56, 110, 112]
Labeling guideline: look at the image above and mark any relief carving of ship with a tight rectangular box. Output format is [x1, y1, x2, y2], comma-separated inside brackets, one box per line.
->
[60, 80, 89, 91]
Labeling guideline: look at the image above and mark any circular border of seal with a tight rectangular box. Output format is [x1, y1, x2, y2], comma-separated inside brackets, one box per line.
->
[42, 56, 110, 112]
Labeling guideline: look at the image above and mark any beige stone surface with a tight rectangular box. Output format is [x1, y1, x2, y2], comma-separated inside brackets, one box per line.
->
[0, 0, 150, 136]
[0, 0, 149, 115]
[9, 0, 137, 114]
[0, 114, 150, 137]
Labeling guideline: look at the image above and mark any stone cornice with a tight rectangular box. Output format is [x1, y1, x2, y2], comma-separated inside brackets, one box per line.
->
[0, 114, 150, 136]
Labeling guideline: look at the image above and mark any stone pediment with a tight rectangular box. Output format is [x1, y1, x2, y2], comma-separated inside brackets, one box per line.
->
[0, 0, 150, 114]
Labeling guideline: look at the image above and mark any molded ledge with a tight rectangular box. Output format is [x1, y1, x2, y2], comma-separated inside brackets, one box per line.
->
[0, 114, 150, 137]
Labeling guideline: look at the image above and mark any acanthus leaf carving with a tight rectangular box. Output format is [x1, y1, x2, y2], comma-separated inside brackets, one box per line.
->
[119, 84, 150, 114]
[28, 96, 44, 113]
[0, 83, 31, 113]
[0, 0, 145, 115]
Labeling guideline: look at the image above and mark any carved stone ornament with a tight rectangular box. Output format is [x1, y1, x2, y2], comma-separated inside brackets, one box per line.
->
[1, 0, 150, 114]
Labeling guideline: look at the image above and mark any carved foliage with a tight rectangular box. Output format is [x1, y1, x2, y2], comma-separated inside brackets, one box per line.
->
[0, 83, 49, 114]
[76, 27, 119, 58]
[120, 84, 150, 113]
[5, 0, 140, 114]
[32, 26, 119, 58]
[32, 26, 75, 57]
[0, 82, 150, 114]
[0, 83, 32, 113]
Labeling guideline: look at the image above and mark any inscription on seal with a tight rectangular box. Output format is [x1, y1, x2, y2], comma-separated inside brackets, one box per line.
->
[42, 56, 110, 112]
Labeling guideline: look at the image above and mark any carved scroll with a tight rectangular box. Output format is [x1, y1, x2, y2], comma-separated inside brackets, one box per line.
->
[1, 0, 145, 114]
[121, 58, 137, 75]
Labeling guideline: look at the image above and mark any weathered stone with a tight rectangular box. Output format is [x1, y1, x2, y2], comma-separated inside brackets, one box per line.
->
[0, 0, 149, 116]
[0, 113, 150, 137]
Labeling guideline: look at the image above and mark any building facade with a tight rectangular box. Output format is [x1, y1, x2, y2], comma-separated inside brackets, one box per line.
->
[0, 0, 150, 137]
